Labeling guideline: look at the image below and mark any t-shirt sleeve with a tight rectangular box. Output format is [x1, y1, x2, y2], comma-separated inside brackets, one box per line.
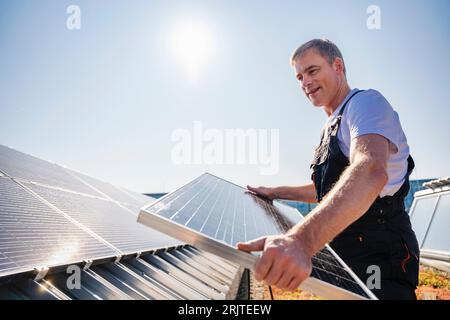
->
[345, 89, 401, 152]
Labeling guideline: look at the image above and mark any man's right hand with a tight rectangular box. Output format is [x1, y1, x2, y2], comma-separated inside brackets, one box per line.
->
[246, 185, 276, 200]
[237, 234, 313, 291]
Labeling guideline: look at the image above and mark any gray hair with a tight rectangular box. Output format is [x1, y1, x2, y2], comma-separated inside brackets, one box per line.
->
[290, 39, 346, 75]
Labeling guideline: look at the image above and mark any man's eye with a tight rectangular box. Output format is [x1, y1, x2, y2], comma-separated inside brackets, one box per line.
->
[311, 69, 318, 75]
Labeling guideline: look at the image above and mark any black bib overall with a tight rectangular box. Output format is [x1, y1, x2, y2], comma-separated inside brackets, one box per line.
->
[310, 90, 420, 300]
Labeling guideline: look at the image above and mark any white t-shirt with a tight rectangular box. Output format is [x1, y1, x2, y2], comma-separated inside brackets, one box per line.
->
[325, 88, 410, 197]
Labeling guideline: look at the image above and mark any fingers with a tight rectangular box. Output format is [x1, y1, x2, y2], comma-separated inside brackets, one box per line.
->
[236, 236, 267, 253]
[246, 185, 258, 193]
[274, 264, 296, 290]
[284, 263, 311, 291]
[254, 247, 311, 290]
[237, 236, 274, 282]
[241, 234, 312, 291]
[264, 263, 284, 285]
[286, 276, 304, 292]
[260, 251, 292, 286]
[254, 250, 274, 282]
[266, 264, 308, 291]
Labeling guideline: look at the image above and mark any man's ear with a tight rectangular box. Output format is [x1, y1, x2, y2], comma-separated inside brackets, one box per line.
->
[333, 57, 345, 75]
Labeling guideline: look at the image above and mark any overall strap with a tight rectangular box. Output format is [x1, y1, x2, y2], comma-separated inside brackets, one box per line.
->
[329, 90, 365, 137]
[338, 90, 365, 117]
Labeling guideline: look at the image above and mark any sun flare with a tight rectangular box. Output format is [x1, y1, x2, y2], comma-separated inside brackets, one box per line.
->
[170, 21, 214, 81]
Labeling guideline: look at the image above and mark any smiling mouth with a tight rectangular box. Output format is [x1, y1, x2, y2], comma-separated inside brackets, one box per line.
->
[307, 87, 321, 97]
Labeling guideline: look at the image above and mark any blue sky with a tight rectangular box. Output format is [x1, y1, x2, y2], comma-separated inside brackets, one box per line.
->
[0, 0, 449, 193]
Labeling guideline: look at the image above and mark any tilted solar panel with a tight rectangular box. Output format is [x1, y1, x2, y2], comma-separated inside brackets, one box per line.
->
[121, 203, 146, 217]
[0, 176, 118, 277]
[0, 144, 182, 278]
[0, 145, 103, 197]
[66, 168, 152, 206]
[25, 182, 181, 253]
[139, 173, 377, 300]
[119, 187, 156, 207]
[420, 193, 450, 252]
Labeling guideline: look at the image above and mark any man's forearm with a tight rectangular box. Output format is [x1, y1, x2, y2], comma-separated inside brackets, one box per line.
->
[272, 184, 317, 203]
[287, 159, 388, 256]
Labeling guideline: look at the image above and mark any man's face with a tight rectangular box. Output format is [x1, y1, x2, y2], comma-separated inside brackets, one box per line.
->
[293, 49, 343, 107]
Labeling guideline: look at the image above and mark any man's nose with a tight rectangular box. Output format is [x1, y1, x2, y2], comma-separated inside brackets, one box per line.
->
[301, 76, 312, 90]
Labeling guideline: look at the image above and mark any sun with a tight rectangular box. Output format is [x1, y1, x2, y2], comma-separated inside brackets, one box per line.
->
[170, 21, 214, 81]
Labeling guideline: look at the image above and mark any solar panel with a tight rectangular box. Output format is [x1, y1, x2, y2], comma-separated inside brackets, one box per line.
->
[139, 173, 377, 300]
[410, 196, 439, 246]
[25, 182, 181, 253]
[121, 203, 145, 217]
[0, 145, 103, 197]
[0, 144, 183, 279]
[0, 176, 118, 277]
[119, 187, 156, 206]
[66, 168, 152, 206]
[421, 193, 450, 252]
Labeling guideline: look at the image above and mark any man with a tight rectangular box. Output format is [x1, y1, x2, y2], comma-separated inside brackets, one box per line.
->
[237, 39, 419, 300]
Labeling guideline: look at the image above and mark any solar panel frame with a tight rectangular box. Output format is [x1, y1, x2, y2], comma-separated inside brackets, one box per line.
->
[138, 173, 377, 300]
